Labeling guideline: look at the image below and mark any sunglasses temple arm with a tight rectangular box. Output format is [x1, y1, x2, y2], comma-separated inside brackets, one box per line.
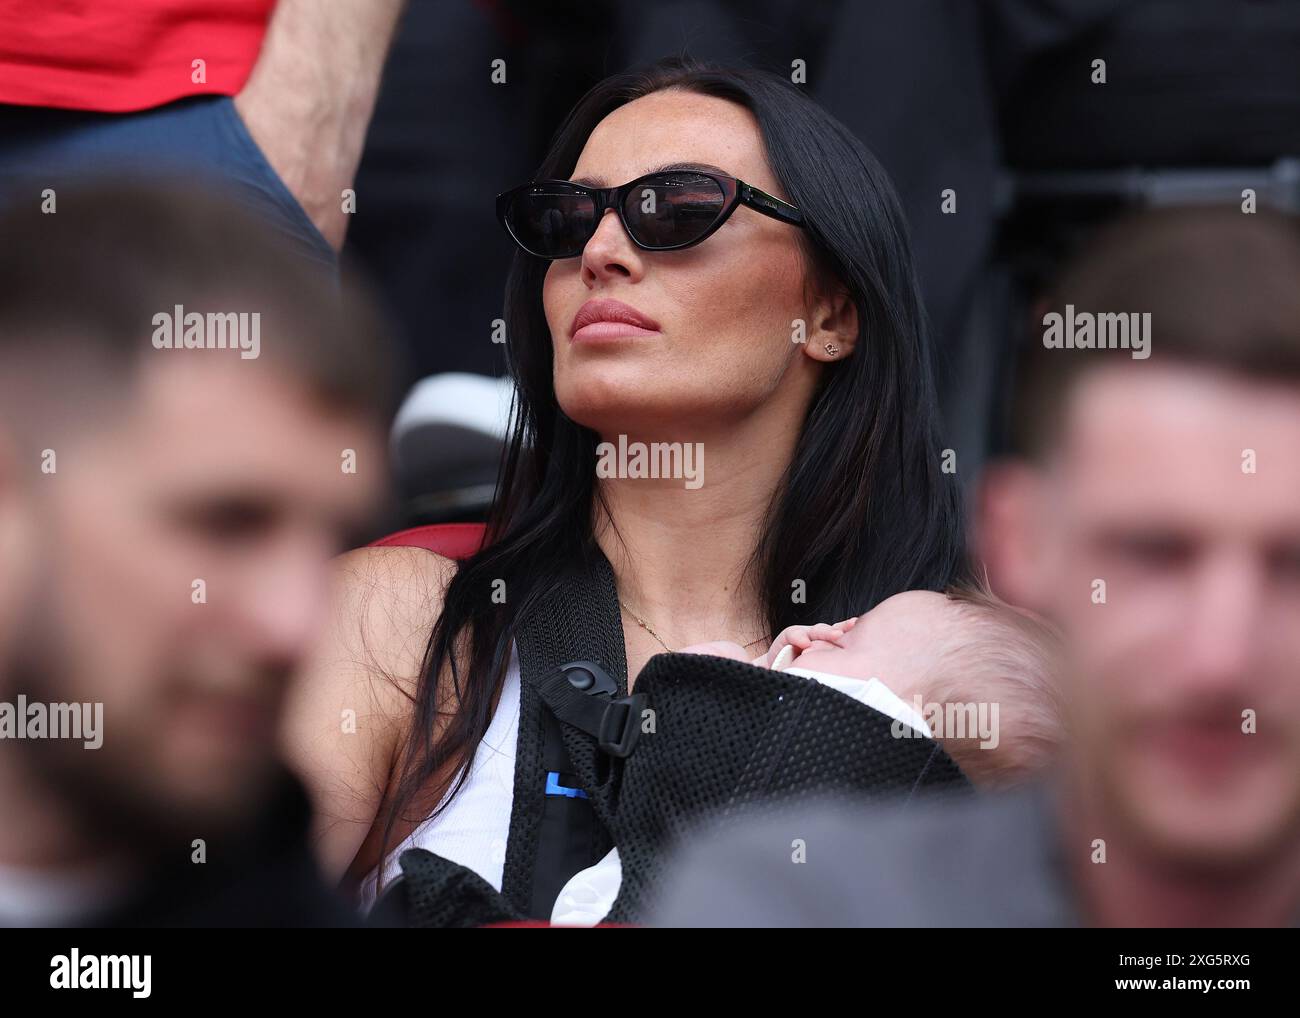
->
[740, 183, 805, 226]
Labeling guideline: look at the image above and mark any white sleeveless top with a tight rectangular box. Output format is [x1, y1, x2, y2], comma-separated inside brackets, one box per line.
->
[359, 641, 521, 909]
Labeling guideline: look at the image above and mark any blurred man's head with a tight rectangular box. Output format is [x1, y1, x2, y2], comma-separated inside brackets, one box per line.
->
[0, 183, 392, 853]
[977, 210, 1300, 878]
[978, 207, 1300, 873]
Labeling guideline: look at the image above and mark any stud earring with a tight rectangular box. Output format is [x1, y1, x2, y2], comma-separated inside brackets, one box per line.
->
[825, 343, 840, 357]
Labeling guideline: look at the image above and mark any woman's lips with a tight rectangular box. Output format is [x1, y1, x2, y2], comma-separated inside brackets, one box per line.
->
[571, 320, 660, 343]
[569, 298, 661, 344]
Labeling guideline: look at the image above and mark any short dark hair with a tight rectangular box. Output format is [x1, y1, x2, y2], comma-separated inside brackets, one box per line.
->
[0, 178, 396, 421]
[1010, 206, 1300, 459]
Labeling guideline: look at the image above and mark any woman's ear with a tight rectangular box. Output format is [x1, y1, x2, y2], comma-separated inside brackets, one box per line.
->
[801, 285, 858, 363]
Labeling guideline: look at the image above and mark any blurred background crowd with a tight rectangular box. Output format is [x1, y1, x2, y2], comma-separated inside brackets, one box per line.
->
[9, 1, 1298, 527]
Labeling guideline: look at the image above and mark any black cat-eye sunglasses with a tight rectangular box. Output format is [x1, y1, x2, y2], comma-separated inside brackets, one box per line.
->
[495, 168, 804, 260]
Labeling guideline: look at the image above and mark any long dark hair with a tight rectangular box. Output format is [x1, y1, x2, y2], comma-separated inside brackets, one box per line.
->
[380, 56, 969, 856]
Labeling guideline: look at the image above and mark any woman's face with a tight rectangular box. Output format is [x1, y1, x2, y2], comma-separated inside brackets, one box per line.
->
[543, 89, 843, 438]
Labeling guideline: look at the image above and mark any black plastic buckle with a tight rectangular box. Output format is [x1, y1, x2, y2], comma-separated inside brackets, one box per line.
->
[597, 694, 645, 758]
[560, 660, 618, 696]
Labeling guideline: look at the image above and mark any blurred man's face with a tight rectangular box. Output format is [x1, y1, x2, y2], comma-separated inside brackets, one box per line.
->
[1, 352, 382, 842]
[1025, 363, 1300, 870]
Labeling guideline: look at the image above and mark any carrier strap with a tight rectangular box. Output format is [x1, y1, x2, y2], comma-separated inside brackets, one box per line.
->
[500, 545, 628, 917]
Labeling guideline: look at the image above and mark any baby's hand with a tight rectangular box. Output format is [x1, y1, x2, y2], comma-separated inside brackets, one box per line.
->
[751, 618, 857, 669]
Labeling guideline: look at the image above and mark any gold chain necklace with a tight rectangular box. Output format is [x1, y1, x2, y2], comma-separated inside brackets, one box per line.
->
[618, 598, 769, 655]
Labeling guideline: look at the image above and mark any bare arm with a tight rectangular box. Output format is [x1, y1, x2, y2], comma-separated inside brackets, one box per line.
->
[281, 544, 454, 883]
[234, 0, 407, 248]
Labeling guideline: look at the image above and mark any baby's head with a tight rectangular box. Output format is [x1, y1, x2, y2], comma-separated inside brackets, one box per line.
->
[791, 586, 1064, 788]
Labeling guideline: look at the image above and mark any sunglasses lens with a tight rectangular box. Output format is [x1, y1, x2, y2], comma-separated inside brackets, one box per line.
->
[505, 184, 596, 258]
[622, 172, 726, 249]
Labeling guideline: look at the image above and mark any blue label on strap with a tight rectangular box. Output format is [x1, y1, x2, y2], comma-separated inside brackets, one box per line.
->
[545, 771, 589, 799]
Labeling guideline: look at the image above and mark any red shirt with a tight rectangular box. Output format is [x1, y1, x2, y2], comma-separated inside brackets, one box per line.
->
[0, 0, 276, 113]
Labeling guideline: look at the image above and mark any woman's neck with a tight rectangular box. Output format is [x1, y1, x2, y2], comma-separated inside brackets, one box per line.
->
[592, 415, 795, 652]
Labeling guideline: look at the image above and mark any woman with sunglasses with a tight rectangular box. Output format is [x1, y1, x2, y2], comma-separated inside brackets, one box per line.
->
[285, 56, 970, 922]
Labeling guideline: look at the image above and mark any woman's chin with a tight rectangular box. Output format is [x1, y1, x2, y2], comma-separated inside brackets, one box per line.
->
[557, 379, 678, 431]
[561, 398, 673, 435]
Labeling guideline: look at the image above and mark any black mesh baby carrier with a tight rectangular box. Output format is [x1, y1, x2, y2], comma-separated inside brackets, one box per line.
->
[369, 546, 970, 926]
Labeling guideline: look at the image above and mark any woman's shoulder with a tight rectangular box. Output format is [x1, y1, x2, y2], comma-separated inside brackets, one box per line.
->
[335, 542, 458, 596]
[330, 546, 458, 679]
[323, 545, 459, 695]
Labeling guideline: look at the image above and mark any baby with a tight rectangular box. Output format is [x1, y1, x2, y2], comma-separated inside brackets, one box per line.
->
[549, 586, 1064, 925]
[679, 585, 1064, 788]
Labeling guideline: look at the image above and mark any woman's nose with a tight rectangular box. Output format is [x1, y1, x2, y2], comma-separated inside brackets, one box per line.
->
[581, 208, 643, 283]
